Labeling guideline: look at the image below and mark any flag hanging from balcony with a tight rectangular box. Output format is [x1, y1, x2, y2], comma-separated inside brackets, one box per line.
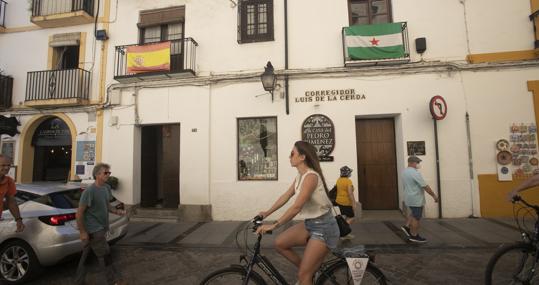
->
[344, 23, 405, 60]
[126, 41, 171, 74]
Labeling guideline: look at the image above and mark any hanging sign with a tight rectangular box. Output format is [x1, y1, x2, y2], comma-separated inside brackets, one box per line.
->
[0, 115, 20, 137]
[429, 95, 448, 120]
[32, 117, 71, 146]
[301, 114, 335, 161]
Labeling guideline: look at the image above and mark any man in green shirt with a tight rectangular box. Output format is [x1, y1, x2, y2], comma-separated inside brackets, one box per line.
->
[75, 163, 126, 285]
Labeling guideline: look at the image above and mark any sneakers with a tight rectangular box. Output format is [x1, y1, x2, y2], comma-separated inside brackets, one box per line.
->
[408, 235, 427, 243]
[401, 225, 412, 237]
[340, 234, 355, 240]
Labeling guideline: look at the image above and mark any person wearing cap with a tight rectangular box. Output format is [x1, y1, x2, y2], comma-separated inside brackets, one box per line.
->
[401, 156, 438, 243]
[334, 166, 357, 240]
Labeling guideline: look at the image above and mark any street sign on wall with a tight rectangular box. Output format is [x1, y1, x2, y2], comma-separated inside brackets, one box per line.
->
[429, 95, 447, 120]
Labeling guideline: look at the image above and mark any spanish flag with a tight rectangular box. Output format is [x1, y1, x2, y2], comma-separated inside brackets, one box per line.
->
[127, 41, 171, 74]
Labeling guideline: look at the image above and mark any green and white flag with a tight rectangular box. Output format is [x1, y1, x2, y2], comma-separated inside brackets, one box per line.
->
[344, 22, 405, 60]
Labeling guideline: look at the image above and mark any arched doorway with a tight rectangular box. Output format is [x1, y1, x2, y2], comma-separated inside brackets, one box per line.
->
[31, 117, 72, 181]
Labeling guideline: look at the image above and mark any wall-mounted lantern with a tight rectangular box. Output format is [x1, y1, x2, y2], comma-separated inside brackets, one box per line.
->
[260, 61, 276, 101]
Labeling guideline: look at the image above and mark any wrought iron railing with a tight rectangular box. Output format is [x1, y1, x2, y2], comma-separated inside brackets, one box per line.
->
[114, 38, 198, 79]
[26, 69, 90, 101]
[0, 0, 6, 28]
[0, 75, 13, 109]
[31, 0, 94, 17]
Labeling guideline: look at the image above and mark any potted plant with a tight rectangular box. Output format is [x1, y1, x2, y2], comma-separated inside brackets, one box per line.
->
[106, 176, 119, 190]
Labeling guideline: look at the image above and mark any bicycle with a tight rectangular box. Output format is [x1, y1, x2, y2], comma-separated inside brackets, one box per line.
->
[200, 215, 387, 285]
[485, 195, 539, 284]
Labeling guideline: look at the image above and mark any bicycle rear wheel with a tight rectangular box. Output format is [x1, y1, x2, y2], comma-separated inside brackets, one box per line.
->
[485, 242, 538, 285]
[316, 259, 386, 285]
[200, 266, 266, 285]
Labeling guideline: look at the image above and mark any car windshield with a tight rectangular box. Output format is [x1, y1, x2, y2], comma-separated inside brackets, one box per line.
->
[14, 191, 40, 205]
[32, 189, 83, 209]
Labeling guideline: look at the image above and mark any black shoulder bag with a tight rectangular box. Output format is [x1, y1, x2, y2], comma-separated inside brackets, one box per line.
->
[323, 184, 351, 237]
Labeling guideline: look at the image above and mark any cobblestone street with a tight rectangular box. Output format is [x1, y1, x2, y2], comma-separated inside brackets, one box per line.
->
[25, 218, 518, 284]
[27, 244, 498, 285]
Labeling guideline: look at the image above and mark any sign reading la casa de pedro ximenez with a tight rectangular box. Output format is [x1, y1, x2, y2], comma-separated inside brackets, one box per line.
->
[302, 114, 335, 162]
[296, 89, 366, 103]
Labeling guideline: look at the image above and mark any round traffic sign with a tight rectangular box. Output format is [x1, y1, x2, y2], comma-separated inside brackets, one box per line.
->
[429, 95, 447, 120]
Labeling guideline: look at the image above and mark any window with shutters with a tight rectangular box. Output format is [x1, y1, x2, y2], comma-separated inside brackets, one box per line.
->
[348, 0, 392, 25]
[138, 6, 185, 72]
[238, 0, 274, 44]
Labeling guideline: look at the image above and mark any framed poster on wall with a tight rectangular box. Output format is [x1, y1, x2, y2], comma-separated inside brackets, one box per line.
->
[237, 117, 278, 180]
[0, 140, 15, 160]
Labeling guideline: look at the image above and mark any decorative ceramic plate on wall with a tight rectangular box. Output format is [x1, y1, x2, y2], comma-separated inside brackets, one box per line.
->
[496, 139, 510, 151]
[497, 150, 512, 165]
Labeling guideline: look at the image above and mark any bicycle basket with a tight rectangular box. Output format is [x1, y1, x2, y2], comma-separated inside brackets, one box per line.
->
[332, 245, 367, 258]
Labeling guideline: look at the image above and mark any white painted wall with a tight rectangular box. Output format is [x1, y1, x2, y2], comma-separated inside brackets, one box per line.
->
[102, 85, 211, 205]
[464, 0, 535, 53]
[3, 0, 33, 27]
[207, 72, 474, 220]
[463, 68, 538, 216]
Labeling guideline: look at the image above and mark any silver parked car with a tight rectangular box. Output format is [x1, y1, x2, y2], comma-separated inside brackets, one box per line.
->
[0, 182, 129, 284]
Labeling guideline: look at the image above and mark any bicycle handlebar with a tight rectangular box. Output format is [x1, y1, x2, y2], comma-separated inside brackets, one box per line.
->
[251, 215, 272, 235]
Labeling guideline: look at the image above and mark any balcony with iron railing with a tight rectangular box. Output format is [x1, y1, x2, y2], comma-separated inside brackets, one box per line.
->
[342, 22, 410, 66]
[31, 0, 95, 28]
[0, 0, 6, 32]
[0, 74, 13, 110]
[25, 68, 91, 107]
[114, 38, 198, 83]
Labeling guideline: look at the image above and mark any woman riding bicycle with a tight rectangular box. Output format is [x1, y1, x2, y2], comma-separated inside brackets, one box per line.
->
[256, 141, 339, 285]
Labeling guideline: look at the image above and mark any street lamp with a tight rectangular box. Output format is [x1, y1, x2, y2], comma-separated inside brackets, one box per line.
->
[260, 61, 276, 101]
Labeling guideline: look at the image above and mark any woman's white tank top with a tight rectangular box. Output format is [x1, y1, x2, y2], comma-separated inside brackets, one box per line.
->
[294, 169, 332, 219]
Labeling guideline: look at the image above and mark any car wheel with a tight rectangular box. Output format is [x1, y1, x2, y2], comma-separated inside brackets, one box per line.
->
[0, 240, 41, 284]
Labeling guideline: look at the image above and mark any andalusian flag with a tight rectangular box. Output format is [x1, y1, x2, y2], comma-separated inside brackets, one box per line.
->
[344, 23, 405, 60]
[127, 41, 171, 74]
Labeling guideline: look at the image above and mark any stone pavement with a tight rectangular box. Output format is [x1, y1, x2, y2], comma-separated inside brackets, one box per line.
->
[116, 216, 521, 250]
[27, 215, 524, 285]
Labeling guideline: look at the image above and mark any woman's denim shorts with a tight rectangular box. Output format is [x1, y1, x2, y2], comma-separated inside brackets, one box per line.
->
[304, 211, 339, 249]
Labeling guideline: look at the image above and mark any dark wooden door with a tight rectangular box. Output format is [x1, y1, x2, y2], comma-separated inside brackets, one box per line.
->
[356, 118, 398, 209]
[161, 124, 180, 208]
[141, 126, 159, 207]
[141, 124, 180, 209]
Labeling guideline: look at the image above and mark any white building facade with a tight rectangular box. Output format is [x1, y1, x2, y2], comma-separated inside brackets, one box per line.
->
[0, 0, 112, 187]
[2, 0, 539, 220]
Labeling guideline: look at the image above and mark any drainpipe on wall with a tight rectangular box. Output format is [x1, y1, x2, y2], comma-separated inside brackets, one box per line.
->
[284, 0, 289, 115]
[465, 112, 477, 218]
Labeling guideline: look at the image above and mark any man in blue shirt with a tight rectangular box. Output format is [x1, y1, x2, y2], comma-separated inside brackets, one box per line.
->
[401, 156, 438, 243]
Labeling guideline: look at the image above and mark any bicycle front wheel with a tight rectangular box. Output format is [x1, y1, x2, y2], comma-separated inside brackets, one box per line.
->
[200, 266, 266, 285]
[485, 242, 537, 285]
[316, 260, 387, 285]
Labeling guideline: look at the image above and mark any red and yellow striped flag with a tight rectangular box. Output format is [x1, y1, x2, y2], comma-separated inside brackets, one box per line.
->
[127, 41, 171, 74]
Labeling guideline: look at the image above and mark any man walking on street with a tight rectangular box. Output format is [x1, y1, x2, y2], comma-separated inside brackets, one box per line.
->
[0, 155, 24, 232]
[75, 163, 126, 285]
[401, 156, 438, 243]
